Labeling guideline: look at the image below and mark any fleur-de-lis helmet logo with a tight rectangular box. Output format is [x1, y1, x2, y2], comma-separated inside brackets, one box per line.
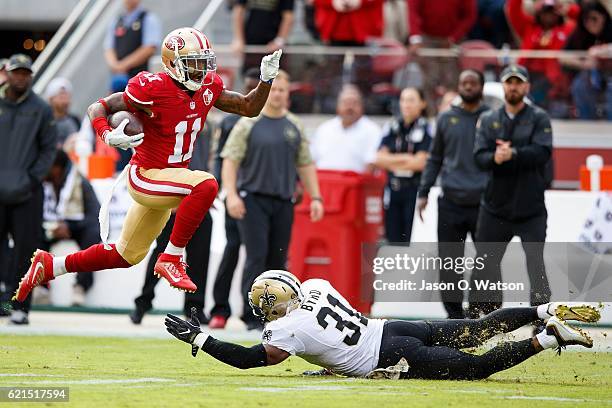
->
[259, 284, 277, 308]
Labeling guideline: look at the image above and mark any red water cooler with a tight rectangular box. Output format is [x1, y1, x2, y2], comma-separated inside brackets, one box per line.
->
[288, 170, 385, 313]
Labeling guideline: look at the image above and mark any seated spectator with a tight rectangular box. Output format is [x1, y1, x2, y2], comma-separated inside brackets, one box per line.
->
[407, 0, 477, 107]
[312, 0, 384, 112]
[42, 150, 101, 306]
[44, 78, 81, 150]
[231, 0, 294, 72]
[468, 0, 515, 48]
[310, 84, 382, 173]
[506, 0, 578, 112]
[561, 0, 612, 119]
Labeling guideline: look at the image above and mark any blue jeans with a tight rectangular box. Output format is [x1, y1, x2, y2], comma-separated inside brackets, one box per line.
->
[571, 69, 612, 120]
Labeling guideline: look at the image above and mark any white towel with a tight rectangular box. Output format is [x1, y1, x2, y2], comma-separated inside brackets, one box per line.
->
[99, 164, 130, 249]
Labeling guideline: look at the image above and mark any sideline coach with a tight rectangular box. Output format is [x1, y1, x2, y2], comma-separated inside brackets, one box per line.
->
[470, 65, 552, 317]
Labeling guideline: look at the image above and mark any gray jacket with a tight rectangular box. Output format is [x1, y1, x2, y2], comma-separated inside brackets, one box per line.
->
[418, 104, 490, 206]
[0, 85, 57, 204]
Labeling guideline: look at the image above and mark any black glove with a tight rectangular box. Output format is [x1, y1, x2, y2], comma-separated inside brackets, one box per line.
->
[165, 307, 203, 357]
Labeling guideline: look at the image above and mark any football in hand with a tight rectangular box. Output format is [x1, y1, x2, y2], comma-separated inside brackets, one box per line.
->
[108, 111, 143, 136]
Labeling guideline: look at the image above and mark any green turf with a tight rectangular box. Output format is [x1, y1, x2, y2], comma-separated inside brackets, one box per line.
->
[1, 335, 611, 407]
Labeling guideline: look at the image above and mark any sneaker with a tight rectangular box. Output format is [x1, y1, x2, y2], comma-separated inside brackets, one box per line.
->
[13, 250, 55, 303]
[9, 310, 29, 325]
[544, 303, 601, 323]
[208, 315, 227, 329]
[129, 307, 147, 325]
[546, 316, 593, 349]
[72, 285, 86, 307]
[366, 357, 410, 380]
[153, 253, 197, 293]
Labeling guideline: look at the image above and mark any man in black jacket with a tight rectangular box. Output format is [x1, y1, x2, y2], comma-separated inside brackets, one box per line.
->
[417, 69, 489, 319]
[470, 65, 552, 318]
[0, 54, 57, 323]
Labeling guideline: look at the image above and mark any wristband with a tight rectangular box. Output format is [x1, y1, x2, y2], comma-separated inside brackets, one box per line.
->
[311, 197, 323, 203]
[194, 332, 210, 348]
[91, 116, 112, 141]
[261, 77, 274, 85]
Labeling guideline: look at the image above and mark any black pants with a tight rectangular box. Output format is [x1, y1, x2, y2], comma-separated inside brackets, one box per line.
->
[1, 184, 44, 313]
[134, 212, 212, 314]
[470, 209, 550, 316]
[384, 184, 418, 243]
[210, 202, 241, 318]
[238, 193, 293, 325]
[40, 220, 100, 291]
[437, 196, 480, 319]
[377, 307, 539, 380]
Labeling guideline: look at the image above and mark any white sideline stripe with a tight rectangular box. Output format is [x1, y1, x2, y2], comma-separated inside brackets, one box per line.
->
[497, 396, 612, 403]
[7, 378, 173, 385]
[125, 89, 153, 105]
[130, 166, 192, 195]
[0, 374, 63, 377]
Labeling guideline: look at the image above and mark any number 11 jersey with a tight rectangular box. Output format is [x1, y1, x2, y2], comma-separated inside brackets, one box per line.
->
[262, 279, 386, 377]
[123, 71, 224, 169]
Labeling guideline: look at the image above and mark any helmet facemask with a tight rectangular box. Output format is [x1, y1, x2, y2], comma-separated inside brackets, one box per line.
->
[173, 49, 216, 91]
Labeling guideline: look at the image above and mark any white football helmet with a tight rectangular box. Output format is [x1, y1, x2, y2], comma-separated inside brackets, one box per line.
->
[248, 270, 303, 322]
[161, 27, 217, 91]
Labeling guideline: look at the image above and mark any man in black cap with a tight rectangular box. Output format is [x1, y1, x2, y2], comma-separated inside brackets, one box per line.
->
[0, 54, 57, 323]
[470, 64, 552, 319]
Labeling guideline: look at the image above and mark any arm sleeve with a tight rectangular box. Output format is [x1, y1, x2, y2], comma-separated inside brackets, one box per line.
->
[262, 324, 304, 355]
[280, 0, 295, 12]
[124, 72, 158, 106]
[513, 113, 552, 168]
[142, 12, 162, 48]
[220, 118, 252, 164]
[296, 123, 313, 167]
[451, 0, 477, 42]
[364, 124, 383, 165]
[506, 0, 532, 38]
[418, 118, 444, 198]
[202, 337, 268, 369]
[473, 114, 496, 171]
[30, 105, 58, 182]
[407, 0, 423, 37]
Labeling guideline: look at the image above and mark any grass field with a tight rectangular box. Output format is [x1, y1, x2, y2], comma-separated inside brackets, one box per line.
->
[1, 335, 611, 407]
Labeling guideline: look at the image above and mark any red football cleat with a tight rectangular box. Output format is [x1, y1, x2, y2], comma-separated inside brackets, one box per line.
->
[153, 253, 197, 293]
[13, 250, 55, 302]
[208, 315, 227, 329]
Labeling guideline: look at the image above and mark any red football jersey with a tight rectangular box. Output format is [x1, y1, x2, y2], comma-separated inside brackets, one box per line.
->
[123, 71, 224, 169]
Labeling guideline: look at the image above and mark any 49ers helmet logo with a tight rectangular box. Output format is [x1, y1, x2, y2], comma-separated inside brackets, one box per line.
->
[165, 35, 185, 51]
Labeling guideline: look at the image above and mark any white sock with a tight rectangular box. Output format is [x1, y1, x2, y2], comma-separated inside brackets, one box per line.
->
[537, 303, 551, 319]
[53, 256, 68, 278]
[535, 331, 559, 350]
[164, 242, 184, 256]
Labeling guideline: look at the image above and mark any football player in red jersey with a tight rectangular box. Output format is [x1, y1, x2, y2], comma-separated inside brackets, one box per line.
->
[13, 27, 282, 301]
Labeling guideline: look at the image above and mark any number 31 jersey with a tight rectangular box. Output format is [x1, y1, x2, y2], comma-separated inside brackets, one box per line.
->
[123, 71, 224, 169]
[262, 279, 386, 377]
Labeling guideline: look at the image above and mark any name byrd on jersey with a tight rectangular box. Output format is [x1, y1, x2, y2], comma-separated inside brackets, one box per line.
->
[124, 71, 224, 170]
[261, 279, 386, 377]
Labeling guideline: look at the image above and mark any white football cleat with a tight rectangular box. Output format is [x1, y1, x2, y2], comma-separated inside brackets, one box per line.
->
[544, 303, 601, 323]
[546, 316, 593, 349]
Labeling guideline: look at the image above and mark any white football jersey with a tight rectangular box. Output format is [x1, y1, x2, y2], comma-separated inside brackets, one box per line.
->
[261, 279, 386, 377]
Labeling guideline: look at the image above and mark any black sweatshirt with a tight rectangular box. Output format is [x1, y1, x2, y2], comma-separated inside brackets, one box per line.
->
[418, 104, 490, 206]
[473, 104, 552, 221]
[0, 84, 57, 204]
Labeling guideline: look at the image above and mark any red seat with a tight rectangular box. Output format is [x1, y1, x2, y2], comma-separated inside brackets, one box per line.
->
[459, 40, 498, 72]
